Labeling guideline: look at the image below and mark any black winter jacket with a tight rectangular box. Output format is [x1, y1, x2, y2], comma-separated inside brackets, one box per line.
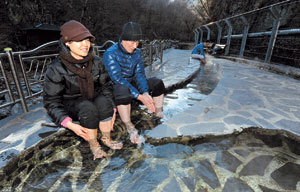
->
[43, 41, 114, 126]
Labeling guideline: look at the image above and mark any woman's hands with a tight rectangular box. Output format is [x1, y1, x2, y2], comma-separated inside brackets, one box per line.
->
[66, 121, 90, 141]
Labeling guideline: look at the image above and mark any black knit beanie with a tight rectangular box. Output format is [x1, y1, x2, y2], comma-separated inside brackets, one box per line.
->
[120, 22, 142, 41]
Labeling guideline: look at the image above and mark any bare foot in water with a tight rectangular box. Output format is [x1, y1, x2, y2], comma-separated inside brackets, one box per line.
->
[125, 122, 141, 144]
[89, 139, 107, 160]
[101, 133, 123, 149]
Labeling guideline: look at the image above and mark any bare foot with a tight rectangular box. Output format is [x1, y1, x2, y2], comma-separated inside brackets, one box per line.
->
[154, 107, 164, 119]
[125, 122, 141, 144]
[89, 139, 107, 160]
[101, 134, 123, 150]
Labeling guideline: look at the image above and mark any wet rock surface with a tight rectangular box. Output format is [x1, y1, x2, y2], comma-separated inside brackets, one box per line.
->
[271, 162, 300, 190]
[0, 128, 300, 191]
[147, 55, 300, 139]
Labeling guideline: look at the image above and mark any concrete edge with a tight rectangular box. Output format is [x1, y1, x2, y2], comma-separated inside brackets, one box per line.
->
[222, 56, 300, 80]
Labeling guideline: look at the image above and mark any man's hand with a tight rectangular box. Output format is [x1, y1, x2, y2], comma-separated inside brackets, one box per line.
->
[66, 121, 90, 141]
[137, 93, 155, 112]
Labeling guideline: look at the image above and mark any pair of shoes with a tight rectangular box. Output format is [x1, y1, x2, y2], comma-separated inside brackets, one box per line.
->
[125, 122, 141, 144]
[89, 139, 107, 160]
[101, 133, 123, 150]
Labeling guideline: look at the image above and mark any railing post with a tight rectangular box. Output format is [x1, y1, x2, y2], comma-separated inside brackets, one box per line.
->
[196, 28, 200, 44]
[160, 42, 163, 63]
[4, 48, 28, 113]
[216, 21, 222, 44]
[18, 54, 31, 96]
[265, 6, 281, 63]
[239, 16, 249, 57]
[0, 58, 14, 102]
[224, 19, 232, 56]
[194, 30, 198, 45]
[149, 44, 153, 66]
[193, 30, 197, 44]
[198, 27, 203, 43]
[204, 25, 211, 41]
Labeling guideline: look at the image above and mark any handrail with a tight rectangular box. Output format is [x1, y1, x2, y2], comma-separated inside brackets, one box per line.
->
[194, 0, 300, 66]
[95, 40, 115, 48]
[12, 41, 59, 56]
[203, 0, 299, 27]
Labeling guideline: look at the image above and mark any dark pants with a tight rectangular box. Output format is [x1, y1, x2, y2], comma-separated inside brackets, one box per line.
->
[63, 95, 114, 129]
[113, 77, 165, 105]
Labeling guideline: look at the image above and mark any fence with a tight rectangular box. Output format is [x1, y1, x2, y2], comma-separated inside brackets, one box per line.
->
[140, 39, 178, 67]
[0, 41, 60, 114]
[0, 39, 176, 117]
[194, 0, 300, 67]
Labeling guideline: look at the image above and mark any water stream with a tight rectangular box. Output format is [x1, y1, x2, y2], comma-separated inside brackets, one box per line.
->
[1, 64, 300, 191]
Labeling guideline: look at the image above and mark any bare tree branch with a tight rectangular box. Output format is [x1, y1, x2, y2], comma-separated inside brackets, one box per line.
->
[80, 0, 89, 23]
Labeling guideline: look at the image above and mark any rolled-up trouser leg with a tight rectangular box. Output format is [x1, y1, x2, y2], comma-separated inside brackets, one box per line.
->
[147, 77, 165, 97]
[113, 84, 132, 105]
[94, 95, 114, 121]
[191, 54, 204, 60]
[64, 98, 100, 129]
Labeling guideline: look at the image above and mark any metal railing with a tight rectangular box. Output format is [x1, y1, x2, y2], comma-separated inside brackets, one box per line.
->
[194, 0, 300, 67]
[0, 41, 59, 113]
[0, 39, 177, 116]
[93, 40, 115, 56]
[140, 39, 178, 66]
[0, 40, 116, 115]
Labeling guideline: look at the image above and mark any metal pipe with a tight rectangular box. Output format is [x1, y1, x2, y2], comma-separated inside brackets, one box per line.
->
[0, 58, 14, 102]
[197, 27, 203, 43]
[40, 57, 52, 80]
[0, 101, 15, 109]
[4, 48, 28, 113]
[149, 45, 153, 66]
[18, 54, 31, 96]
[193, 30, 197, 45]
[195, 28, 200, 44]
[265, 6, 281, 63]
[224, 19, 232, 56]
[239, 16, 249, 57]
[94, 40, 115, 53]
[0, 92, 43, 109]
[0, 90, 9, 95]
[160, 43, 163, 63]
[204, 25, 211, 41]
[9, 41, 59, 55]
[223, 28, 300, 39]
[193, 0, 298, 45]
[22, 54, 59, 61]
[195, 30, 199, 45]
[215, 22, 222, 44]
[216, 0, 296, 24]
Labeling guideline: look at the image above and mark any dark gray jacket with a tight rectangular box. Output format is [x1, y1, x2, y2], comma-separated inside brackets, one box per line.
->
[43, 40, 114, 125]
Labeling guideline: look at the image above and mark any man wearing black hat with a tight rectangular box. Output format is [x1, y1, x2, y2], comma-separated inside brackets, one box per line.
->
[103, 21, 165, 144]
